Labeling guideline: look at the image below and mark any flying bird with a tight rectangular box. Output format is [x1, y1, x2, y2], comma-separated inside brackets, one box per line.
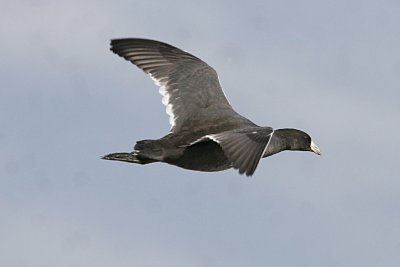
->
[102, 38, 321, 176]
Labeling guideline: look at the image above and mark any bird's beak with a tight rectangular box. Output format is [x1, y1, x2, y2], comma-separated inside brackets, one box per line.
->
[310, 141, 321, 155]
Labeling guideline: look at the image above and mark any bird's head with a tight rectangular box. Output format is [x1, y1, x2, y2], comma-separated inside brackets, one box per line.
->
[295, 130, 321, 155]
[279, 129, 321, 155]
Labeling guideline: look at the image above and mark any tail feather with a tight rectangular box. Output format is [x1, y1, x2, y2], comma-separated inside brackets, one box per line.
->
[102, 152, 156, 164]
[103, 140, 163, 165]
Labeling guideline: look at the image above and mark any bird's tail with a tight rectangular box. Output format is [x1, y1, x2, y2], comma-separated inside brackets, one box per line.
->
[102, 151, 156, 164]
[102, 140, 162, 165]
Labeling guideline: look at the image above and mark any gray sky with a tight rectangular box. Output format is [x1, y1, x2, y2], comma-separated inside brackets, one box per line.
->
[1, 0, 400, 266]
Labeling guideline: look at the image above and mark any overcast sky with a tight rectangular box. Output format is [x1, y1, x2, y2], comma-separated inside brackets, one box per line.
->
[1, 0, 400, 266]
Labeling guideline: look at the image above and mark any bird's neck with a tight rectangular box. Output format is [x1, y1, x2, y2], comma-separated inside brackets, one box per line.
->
[262, 129, 294, 157]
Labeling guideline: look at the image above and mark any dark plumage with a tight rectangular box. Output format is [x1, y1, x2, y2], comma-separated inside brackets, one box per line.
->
[102, 38, 321, 176]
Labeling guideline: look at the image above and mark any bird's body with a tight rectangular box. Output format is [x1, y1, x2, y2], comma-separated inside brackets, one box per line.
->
[103, 38, 321, 176]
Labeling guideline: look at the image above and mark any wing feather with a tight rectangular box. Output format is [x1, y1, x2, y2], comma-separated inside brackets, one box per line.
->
[111, 38, 238, 133]
[189, 127, 274, 176]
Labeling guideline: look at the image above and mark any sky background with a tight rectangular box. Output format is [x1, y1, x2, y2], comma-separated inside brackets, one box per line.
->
[1, 0, 400, 266]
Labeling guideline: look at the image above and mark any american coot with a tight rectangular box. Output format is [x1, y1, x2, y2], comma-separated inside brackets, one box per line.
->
[103, 38, 321, 176]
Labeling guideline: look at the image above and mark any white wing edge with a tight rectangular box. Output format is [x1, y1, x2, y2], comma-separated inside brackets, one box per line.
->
[148, 73, 178, 129]
[261, 131, 274, 157]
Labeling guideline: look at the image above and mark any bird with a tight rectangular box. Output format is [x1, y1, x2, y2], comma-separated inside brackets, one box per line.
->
[102, 38, 321, 176]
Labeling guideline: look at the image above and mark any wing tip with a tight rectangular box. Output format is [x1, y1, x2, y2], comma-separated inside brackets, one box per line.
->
[238, 167, 256, 177]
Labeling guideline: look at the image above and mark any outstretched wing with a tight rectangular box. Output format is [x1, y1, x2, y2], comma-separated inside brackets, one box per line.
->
[191, 127, 274, 176]
[110, 38, 237, 133]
